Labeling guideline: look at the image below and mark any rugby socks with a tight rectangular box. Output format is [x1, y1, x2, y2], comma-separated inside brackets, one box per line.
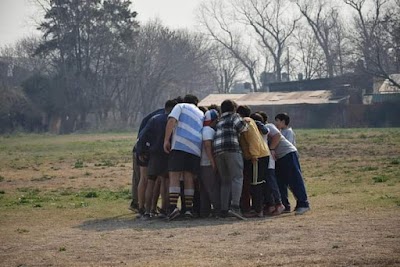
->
[169, 187, 180, 209]
[184, 189, 195, 211]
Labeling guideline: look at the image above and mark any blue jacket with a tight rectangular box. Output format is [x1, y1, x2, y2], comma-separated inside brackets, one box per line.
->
[136, 113, 168, 155]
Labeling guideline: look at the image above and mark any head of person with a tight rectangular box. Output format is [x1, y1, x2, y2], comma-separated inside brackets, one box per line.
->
[208, 104, 221, 114]
[204, 109, 219, 127]
[275, 113, 290, 129]
[257, 111, 268, 123]
[165, 99, 178, 114]
[183, 94, 199, 106]
[198, 106, 208, 114]
[220, 99, 237, 114]
[250, 112, 264, 123]
[173, 96, 184, 103]
[236, 105, 251, 118]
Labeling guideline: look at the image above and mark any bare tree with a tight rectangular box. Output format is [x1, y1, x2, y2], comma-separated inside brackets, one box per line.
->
[344, 0, 400, 88]
[296, 0, 343, 78]
[198, 0, 260, 91]
[208, 43, 243, 93]
[235, 0, 300, 81]
[292, 25, 326, 79]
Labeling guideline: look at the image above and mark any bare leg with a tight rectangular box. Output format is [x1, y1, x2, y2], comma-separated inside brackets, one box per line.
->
[152, 177, 162, 212]
[137, 166, 148, 211]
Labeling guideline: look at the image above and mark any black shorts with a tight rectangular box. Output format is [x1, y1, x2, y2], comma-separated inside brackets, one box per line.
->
[135, 151, 149, 167]
[168, 150, 200, 174]
[147, 153, 169, 179]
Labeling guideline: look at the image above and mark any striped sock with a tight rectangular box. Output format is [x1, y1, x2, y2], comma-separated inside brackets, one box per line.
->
[169, 187, 180, 209]
[184, 189, 194, 211]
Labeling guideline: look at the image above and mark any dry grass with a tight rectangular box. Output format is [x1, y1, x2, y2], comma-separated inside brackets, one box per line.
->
[0, 129, 399, 266]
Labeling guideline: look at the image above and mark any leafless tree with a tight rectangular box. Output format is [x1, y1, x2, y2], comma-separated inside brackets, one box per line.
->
[296, 0, 343, 78]
[234, 0, 300, 81]
[198, 0, 260, 91]
[344, 0, 400, 88]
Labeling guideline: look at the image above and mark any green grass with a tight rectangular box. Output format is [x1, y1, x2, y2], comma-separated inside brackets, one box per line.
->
[0, 129, 399, 217]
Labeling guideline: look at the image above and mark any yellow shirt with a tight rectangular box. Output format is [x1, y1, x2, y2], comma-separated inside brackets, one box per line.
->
[239, 117, 270, 160]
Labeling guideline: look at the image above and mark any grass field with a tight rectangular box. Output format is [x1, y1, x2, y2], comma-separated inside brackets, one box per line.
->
[0, 129, 399, 266]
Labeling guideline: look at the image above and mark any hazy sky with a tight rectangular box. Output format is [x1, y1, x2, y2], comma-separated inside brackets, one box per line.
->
[0, 0, 203, 47]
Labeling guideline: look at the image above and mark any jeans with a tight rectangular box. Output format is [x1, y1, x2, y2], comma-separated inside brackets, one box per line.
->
[275, 152, 309, 209]
[215, 152, 244, 211]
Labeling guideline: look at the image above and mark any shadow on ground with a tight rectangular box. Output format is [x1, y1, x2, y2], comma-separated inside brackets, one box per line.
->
[74, 212, 280, 232]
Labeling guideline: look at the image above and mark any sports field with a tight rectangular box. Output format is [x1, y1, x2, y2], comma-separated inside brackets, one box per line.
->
[0, 129, 399, 266]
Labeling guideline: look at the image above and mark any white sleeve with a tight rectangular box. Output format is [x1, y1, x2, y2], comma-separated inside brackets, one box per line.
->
[168, 104, 182, 120]
[202, 127, 215, 141]
[266, 123, 280, 137]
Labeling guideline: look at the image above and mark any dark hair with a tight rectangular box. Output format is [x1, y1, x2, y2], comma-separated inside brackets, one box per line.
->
[208, 104, 221, 114]
[237, 105, 251, 117]
[183, 94, 199, 105]
[173, 96, 184, 103]
[275, 113, 290, 125]
[165, 99, 178, 112]
[250, 112, 264, 123]
[257, 111, 268, 123]
[220, 99, 236, 113]
[198, 106, 208, 113]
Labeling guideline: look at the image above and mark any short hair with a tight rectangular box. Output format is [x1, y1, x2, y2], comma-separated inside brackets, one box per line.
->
[237, 105, 251, 117]
[207, 104, 221, 114]
[198, 106, 208, 114]
[257, 111, 268, 123]
[173, 96, 184, 103]
[165, 99, 178, 112]
[250, 112, 264, 123]
[220, 99, 236, 113]
[275, 113, 290, 125]
[183, 94, 199, 105]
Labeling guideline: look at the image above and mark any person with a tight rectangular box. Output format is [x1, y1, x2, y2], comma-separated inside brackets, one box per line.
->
[252, 112, 285, 216]
[275, 113, 296, 146]
[213, 100, 248, 219]
[268, 117, 310, 215]
[199, 109, 220, 217]
[131, 106, 165, 216]
[163, 94, 204, 220]
[136, 99, 177, 220]
[237, 106, 270, 218]
[132, 96, 183, 217]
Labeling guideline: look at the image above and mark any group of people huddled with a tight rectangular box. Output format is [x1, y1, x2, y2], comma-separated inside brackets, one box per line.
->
[129, 94, 310, 221]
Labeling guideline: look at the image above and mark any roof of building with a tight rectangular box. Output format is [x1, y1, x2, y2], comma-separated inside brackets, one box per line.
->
[377, 74, 400, 93]
[199, 90, 348, 107]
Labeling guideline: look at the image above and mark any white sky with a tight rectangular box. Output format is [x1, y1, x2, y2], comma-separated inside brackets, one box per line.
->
[0, 0, 203, 47]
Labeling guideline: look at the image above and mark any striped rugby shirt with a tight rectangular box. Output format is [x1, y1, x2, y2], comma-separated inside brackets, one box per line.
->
[168, 103, 204, 157]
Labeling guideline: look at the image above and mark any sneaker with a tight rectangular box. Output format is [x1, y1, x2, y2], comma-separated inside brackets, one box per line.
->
[150, 209, 158, 217]
[264, 205, 276, 216]
[219, 210, 229, 218]
[135, 208, 145, 219]
[243, 210, 257, 218]
[128, 202, 139, 212]
[157, 208, 168, 219]
[141, 213, 151, 220]
[228, 205, 247, 221]
[167, 207, 180, 221]
[295, 207, 310, 215]
[184, 210, 193, 219]
[272, 204, 285, 216]
[283, 206, 291, 213]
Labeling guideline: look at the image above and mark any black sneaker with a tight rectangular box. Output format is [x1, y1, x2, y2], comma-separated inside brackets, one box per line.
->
[135, 208, 145, 219]
[141, 213, 151, 221]
[128, 202, 139, 212]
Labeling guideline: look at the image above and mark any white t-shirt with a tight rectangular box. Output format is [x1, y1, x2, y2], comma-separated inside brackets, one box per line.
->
[266, 123, 297, 160]
[200, 126, 215, 166]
